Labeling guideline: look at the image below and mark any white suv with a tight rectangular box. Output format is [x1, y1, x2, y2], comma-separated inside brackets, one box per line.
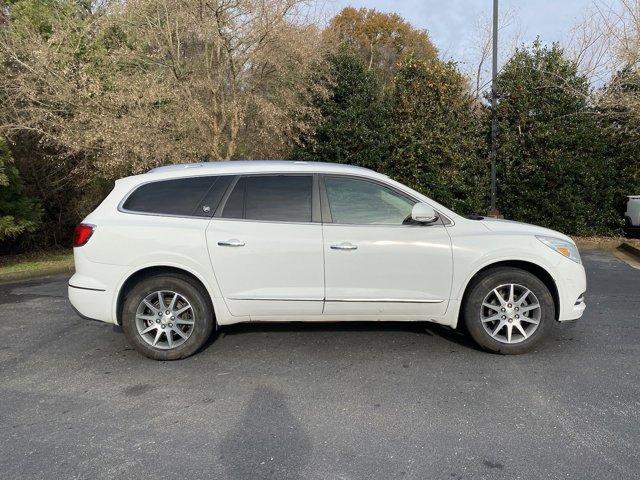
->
[69, 161, 586, 360]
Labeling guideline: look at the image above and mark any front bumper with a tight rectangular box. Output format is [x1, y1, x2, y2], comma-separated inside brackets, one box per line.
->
[561, 292, 586, 321]
[557, 261, 587, 321]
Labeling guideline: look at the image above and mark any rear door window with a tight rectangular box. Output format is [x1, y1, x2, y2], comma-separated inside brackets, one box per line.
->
[122, 176, 231, 217]
[221, 175, 313, 222]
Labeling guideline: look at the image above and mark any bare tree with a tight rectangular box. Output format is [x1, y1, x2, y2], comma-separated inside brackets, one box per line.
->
[0, 0, 325, 179]
[464, 6, 520, 99]
[569, 0, 639, 79]
[569, 1, 640, 134]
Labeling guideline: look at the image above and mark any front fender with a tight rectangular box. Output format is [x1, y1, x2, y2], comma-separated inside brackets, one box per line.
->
[452, 242, 561, 301]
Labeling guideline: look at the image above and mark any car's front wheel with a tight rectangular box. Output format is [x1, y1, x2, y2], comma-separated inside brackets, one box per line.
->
[122, 274, 216, 360]
[463, 267, 555, 354]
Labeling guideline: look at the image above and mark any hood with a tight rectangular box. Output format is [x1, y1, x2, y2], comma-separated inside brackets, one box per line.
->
[480, 217, 574, 244]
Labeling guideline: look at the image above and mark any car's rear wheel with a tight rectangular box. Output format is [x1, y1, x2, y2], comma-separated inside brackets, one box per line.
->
[122, 274, 215, 360]
[463, 267, 555, 354]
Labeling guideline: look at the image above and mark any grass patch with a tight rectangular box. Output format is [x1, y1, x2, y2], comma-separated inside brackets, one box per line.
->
[0, 250, 74, 276]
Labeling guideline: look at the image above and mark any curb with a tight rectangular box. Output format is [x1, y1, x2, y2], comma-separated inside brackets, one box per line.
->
[618, 242, 640, 262]
[0, 264, 74, 285]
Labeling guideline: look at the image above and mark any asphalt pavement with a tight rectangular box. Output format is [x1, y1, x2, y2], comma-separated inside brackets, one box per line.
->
[0, 251, 639, 480]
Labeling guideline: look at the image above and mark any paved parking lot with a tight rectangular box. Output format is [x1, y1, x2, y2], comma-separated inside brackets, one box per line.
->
[1, 251, 639, 479]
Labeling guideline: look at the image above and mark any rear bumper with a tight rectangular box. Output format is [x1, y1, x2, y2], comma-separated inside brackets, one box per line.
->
[68, 248, 130, 325]
[68, 280, 116, 324]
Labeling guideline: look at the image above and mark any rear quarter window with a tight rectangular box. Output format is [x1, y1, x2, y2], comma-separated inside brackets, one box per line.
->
[122, 176, 232, 217]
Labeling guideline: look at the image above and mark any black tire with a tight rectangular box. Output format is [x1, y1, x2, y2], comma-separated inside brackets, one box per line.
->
[463, 267, 555, 354]
[122, 274, 216, 360]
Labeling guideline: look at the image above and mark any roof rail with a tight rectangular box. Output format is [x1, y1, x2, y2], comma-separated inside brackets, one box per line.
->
[148, 163, 207, 173]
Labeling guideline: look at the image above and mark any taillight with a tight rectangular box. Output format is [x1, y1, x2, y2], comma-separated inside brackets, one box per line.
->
[73, 223, 95, 247]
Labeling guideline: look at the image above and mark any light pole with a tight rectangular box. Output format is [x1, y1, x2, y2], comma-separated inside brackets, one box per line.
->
[489, 0, 499, 217]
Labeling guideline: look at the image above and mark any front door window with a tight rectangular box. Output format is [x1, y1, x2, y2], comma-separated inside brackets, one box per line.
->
[324, 176, 415, 225]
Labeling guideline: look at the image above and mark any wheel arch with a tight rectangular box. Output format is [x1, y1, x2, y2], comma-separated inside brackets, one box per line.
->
[115, 265, 215, 325]
[458, 260, 560, 325]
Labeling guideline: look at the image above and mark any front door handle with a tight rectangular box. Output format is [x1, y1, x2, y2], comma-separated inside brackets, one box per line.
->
[218, 239, 245, 247]
[331, 242, 357, 251]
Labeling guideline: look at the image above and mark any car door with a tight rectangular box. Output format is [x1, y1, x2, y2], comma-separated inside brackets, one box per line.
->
[321, 175, 453, 317]
[206, 174, 324, 317]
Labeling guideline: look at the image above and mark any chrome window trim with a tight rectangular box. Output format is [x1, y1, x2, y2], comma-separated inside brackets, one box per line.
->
[227, 296, 443, 303]
[227, 296, 323, 301]
[321, 222, 447, 229]
[210, 217, 321, 226]
[325, 298, 444, 303]
[117, 210, 214, 220]
[116, 170, 454, 226]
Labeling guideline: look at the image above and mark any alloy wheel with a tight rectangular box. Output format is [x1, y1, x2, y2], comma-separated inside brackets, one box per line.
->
[135, 290, 196, 350]
[480, 283, 541, 344]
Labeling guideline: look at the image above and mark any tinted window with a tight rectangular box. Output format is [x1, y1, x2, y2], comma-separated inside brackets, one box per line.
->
[222, 175, 313, 222]
[324, 176, 415, 225]
[221, 177, 245, 219]
[123, 176, 229, 217]
[199, 176, 233, 216]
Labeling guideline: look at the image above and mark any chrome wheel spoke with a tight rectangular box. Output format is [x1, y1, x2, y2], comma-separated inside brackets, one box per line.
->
[482, 302, 501, 312]
[135, 290, 196, 350]
[506, 323, 513, 343]
[515, 322, 528, 339]
[168, 293, 178, 311]
[140, 325, 157, 335]
[175, 318, 194, 326]
[493, 289, 507, 306]
[173, 327, 188, 339]
[482, 314, 501, 323]
[157, 291, 164, 308]
[517, 289, 531, 306]
[143, 300, 158, 313]
[520, 316, 539, 325]
[491, 320, 505, 337]
[520, 303, 540, 313]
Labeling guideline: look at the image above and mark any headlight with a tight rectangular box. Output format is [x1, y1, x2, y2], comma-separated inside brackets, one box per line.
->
[536, 236, 581, 264]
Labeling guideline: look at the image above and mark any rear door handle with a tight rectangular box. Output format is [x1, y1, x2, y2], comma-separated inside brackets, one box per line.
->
[218, 239, 245, 247]
[330, 242, 357, 251]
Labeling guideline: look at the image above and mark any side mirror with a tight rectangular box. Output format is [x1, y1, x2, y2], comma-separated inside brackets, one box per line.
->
[411, 203, 439, 224]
